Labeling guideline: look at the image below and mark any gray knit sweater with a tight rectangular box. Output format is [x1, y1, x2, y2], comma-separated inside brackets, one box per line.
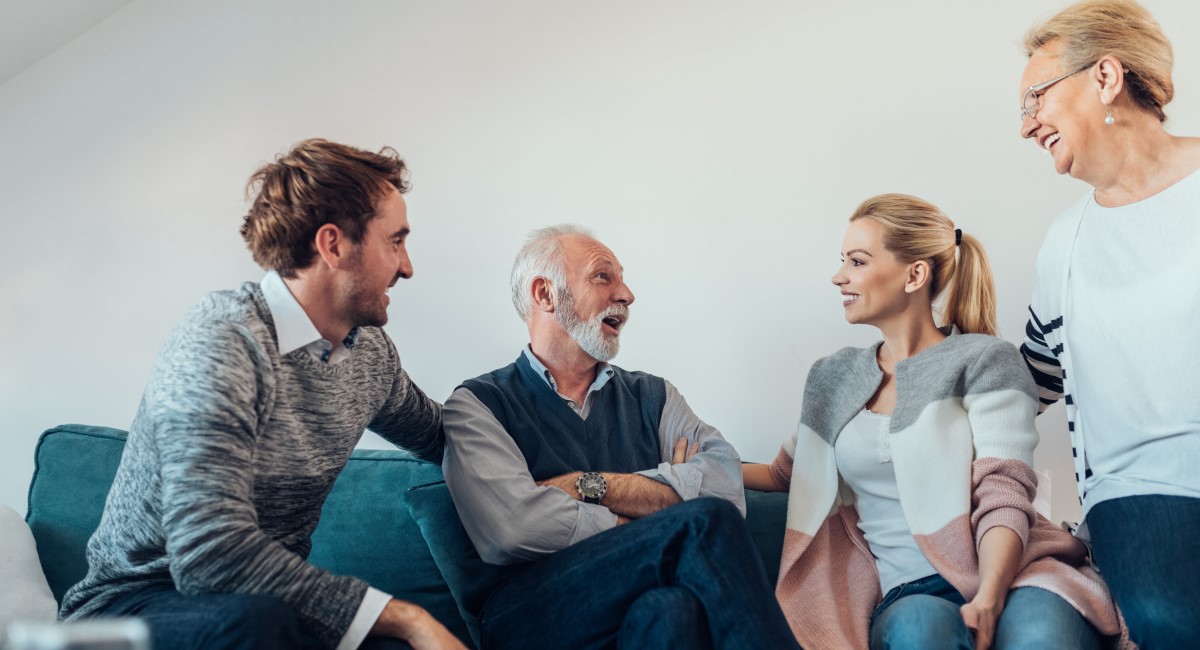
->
[59, 282, 443, 648]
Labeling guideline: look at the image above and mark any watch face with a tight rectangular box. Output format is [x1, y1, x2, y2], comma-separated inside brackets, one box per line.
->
[578, 472, 606, 499]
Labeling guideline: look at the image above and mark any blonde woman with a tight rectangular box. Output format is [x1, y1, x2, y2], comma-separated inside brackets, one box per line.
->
[744, 195, 1118, 650]
[1017, 2, 1200, 646]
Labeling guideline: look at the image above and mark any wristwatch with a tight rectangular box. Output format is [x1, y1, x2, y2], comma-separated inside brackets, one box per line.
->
[576, 471, 608, 504]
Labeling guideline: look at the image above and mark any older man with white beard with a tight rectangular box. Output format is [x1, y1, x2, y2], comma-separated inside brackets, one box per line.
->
[441, 225, 800, 650]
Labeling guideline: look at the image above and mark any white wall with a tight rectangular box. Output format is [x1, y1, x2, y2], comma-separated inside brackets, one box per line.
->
[1, 0, 1197, 524]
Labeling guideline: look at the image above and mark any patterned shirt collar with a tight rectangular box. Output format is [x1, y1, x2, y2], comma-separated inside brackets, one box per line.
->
[521, 345, 614, 394]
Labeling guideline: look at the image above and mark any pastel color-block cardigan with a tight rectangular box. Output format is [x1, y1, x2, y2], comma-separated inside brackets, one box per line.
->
[768, 333, 1119, 650]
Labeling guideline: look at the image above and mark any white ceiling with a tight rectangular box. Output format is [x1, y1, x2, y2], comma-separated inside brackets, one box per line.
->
[0, 0, 135, 87]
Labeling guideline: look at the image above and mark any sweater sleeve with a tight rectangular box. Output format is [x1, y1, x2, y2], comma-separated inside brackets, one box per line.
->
[368, 333, 444, 464]
[768, 446, 794, 491]
[151, 321, 368, 648]
[1020, 306, 1065, 414]
[963, 340, 1040, 550]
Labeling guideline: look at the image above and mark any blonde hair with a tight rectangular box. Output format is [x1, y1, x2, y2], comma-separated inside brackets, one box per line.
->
[850, 194, 997, 336]
[1024, 0, 1174, 122]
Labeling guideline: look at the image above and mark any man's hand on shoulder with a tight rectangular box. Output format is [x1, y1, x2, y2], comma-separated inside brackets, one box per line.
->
[371, 599, 466, 650]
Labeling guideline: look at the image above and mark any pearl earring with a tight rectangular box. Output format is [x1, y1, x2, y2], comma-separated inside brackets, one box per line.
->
[1104, 109, 1115, 126]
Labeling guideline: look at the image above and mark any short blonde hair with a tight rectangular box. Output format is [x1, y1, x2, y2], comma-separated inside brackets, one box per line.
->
[850, 194, 997, 337]
[1024, 0, 1174, 122]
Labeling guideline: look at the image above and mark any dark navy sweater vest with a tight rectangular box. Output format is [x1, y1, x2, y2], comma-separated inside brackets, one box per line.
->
[460, 354, 667, 481]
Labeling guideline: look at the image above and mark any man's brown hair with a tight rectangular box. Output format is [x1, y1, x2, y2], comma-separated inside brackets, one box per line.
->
[241, 138, 410, 277]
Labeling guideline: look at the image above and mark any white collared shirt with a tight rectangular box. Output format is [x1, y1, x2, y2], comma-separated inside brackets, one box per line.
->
[260, 271, 360, 365]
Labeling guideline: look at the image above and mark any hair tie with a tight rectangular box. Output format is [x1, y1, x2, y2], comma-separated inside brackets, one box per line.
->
[954, 228, 962, 246]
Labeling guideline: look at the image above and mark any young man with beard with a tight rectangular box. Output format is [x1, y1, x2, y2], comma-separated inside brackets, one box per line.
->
[441, 225, 799, 649]
[60, 139, 465, 650]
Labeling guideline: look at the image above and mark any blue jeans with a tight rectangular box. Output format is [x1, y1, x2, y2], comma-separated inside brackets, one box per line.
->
[1087, 494, 1200, 649]
[97, 583, 413, 650]
[478, 497, 799, 650]
[869, 573, 1101, 650]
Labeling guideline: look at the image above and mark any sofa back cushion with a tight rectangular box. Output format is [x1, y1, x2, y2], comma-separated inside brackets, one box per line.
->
[25, 424, 470, 646]
[743, 487, 788, 585]
[25, 425, 126, 603]
[404, 481, 521, 648]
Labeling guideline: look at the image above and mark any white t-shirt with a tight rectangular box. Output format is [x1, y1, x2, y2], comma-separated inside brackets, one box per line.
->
[835, 409, 936, 594]
[1067, 168, 1200, 513]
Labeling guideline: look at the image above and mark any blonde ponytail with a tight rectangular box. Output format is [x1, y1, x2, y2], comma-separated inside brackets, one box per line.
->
[942, 233, 997, 336]
[849, 194, 997, 336]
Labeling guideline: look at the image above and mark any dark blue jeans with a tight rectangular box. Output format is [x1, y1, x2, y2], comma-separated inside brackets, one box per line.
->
[869, 573, 1101, 650]
[478, 497, 799, 650]
[1087, 494, 1200, 649]
[97, 583, 412, 650]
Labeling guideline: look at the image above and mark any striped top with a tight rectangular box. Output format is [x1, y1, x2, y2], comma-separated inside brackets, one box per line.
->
[769, 332, 1118, 650]
[1022, 168, 1200, 520]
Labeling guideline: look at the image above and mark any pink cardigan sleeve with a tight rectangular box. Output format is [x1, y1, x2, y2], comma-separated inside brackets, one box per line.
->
[970, 458, 1038, 549]
[768, 446, 793, 491]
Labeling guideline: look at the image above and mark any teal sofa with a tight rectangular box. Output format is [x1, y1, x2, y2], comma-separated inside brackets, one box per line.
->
[25, 424, 789, 648]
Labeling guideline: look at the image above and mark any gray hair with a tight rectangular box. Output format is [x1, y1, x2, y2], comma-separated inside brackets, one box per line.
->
[510, 224, 595, 321]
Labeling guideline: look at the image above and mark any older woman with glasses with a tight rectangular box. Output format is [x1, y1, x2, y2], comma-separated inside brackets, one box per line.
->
[1017, 1, 1200, 647]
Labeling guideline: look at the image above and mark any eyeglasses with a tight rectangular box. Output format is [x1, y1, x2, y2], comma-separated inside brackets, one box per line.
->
[1020, 64, 1092, 121]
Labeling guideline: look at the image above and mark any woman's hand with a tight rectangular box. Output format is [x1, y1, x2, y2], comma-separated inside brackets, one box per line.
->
[964, 526, 1023, 650]
[742, 463, 785, 492]
[960, 594, 1005, 650]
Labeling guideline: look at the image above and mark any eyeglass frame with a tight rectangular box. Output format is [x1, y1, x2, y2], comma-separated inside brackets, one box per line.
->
[1020, 63, 1093, 121]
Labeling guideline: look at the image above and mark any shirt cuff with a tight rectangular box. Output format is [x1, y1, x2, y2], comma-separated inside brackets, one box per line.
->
[637, 461, 703, 501]
[568, 502, 621, 545]
[336, 587, 393, 650]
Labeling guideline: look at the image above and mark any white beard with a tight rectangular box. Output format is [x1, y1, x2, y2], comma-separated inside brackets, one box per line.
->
[556, 289, 626, 363]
